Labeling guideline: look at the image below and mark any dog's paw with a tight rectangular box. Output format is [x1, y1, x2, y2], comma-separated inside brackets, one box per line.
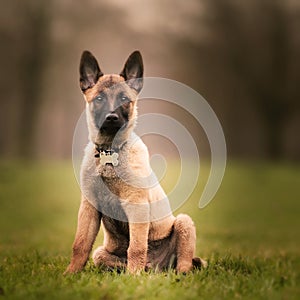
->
[176, 262, 193, 274]
[127, 265, 144, 275]
[127, 261, 145, 275]
[63, 264, 81, 275]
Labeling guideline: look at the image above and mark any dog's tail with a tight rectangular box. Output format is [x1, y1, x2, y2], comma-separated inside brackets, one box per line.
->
[192, 257, 208, 269]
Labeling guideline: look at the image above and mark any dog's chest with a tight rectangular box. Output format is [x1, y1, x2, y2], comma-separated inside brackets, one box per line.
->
[97, 164, 118, 180]
[96, 164, 126, 196]
[102, 215, 129, 237]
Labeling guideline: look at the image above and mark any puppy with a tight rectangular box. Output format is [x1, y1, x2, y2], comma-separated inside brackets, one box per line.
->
[65, 50, 204, 274]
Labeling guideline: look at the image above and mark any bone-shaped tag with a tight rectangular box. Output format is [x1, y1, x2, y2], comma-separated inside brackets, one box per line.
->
[99, 152, 119, 166]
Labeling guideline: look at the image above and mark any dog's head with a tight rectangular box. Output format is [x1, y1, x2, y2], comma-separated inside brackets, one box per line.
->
[79, 51, 143, 146]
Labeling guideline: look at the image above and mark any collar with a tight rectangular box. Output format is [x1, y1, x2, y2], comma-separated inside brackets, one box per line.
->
[94, 147, 117, 158]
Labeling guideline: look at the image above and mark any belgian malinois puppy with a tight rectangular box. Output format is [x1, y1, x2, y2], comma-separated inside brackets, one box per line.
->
[65, 51, 204, 274]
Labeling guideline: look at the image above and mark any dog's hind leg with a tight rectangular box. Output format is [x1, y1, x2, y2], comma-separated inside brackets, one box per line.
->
[93, 246, 127, 270]
[173, 214, 196, 273]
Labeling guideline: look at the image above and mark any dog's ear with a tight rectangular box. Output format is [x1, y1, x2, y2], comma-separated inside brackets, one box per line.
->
[79, 51, 103, 92]
[120, 51, 143, 93]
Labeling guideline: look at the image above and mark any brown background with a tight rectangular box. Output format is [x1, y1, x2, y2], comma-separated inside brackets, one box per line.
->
[1, 0, 299, 161]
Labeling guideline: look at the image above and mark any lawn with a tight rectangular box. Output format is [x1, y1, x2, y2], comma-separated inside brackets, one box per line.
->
[0, 160, 299, 299]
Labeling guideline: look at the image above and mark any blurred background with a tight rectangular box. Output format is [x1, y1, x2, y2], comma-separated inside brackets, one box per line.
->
[0, 0, 300, 161]
[1, 2, 300, 298]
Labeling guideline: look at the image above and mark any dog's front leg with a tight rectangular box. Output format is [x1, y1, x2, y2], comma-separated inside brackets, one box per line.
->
[127, 222, 150, 274]
[65, 198, 101, 274]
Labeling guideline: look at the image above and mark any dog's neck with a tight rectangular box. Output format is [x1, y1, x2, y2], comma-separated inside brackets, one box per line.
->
[92, 121, 136, 157]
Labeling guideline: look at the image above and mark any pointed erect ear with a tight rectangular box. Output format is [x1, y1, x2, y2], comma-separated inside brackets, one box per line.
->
[79, 51, 103, 92]
[120, 51, 144, 93]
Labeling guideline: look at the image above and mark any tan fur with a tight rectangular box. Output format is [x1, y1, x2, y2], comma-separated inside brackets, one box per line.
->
[65, 53, 205, 274]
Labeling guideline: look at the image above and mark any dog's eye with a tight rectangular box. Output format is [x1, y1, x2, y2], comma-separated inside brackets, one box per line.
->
[94, 96, 103, 102]
[121, 96, 129, 102]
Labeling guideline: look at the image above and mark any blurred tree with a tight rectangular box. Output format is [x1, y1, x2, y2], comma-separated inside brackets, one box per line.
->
[17, 0, 52, 158]
[0, 0, 52, 158]
[206, 0, 299, 159]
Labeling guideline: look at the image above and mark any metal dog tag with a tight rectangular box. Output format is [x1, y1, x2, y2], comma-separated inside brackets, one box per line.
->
[99, 152, 119, 166]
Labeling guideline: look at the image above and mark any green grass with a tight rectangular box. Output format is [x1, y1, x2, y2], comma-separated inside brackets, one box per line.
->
[0, 160, 299, 299]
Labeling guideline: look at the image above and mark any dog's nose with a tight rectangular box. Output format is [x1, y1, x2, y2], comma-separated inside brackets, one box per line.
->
[105, 113, 119, 122]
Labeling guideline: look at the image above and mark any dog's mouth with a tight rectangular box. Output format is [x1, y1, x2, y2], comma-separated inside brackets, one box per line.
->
[100, 126, 121, 135]
[99, 121, 127, 135]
